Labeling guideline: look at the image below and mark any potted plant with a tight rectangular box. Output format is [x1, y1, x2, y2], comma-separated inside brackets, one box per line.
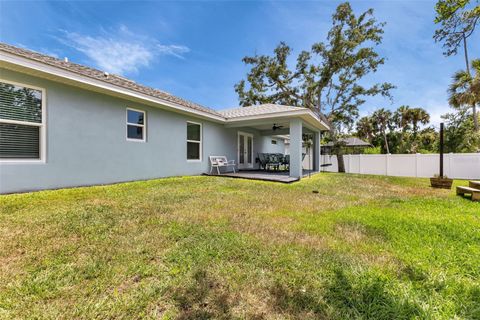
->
[430, 174, 453, 189]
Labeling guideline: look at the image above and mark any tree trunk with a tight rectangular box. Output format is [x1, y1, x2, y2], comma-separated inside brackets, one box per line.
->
[463, 34, 478, 132]
[463, 33, 470, 73]
[337, 149, 346, 173]
[383, 131, 390, 154]
[329, 128, 346, 173]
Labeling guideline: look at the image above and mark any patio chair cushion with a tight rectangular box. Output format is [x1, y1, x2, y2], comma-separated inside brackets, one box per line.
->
[268, 154, 280, 164]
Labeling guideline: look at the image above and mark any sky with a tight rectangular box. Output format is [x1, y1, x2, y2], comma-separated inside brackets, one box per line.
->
[1, 0, 479, 126]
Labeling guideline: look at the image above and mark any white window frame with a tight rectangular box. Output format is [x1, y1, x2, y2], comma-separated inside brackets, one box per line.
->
[0, 78, 47, 164]
[186, 121, 202, 162]
[126, 107, 146, 142]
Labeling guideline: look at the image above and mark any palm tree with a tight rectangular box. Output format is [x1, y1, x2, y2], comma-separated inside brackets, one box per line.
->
[356, 116, 375, 143]
[394, 105, 412, 132]
[372, 108, 393, 154]
[448, 59, 480, 131]
[409, 108, 430, 137]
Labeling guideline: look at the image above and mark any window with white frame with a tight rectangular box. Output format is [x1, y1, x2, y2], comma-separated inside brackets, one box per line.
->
[187, 122, 202, 160]
[126, 108, 146, 141]
[0, 80, 45, 161]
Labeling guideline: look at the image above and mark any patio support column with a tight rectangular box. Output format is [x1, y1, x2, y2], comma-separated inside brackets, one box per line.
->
[313, 131, 321, 172]
[289, 118, 303, 178]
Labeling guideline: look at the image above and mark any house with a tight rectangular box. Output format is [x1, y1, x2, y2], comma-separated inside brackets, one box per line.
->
[0, 43, 329, 194]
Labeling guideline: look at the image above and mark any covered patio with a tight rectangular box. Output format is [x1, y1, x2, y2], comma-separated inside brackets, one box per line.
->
[215, 104, 330, 181]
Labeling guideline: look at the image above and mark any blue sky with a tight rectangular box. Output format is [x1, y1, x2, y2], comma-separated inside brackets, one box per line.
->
[1, 0, 479, 126]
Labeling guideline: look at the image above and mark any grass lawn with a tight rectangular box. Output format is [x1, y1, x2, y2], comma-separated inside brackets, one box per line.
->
[0, 173, 479, 319]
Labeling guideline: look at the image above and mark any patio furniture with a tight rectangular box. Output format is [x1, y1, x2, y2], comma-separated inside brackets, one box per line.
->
[282, 154, 290, 170]
[257, 153, 292, 171]
[456, 185, 480, 201]
[209, 156, 236, 175]
[258, 153, 269, 170]
[266, 154, 281, 171]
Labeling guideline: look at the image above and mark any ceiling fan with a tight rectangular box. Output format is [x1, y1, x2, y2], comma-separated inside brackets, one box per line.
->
[272, 123, 284, 131]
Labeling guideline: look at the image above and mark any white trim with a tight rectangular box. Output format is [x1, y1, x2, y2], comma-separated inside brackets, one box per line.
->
[0, 118, 43, 127]
[224, 109, 329, 131]
[0, 78, 46, 163]
[186, 121, 202, 162]
[1, 52, 226, 122]
[237, 131, 254, 169]
[126, 107, 146, 142]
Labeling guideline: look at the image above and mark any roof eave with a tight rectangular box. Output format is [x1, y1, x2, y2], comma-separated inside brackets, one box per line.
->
[224, 109, 330, 131]
[0, 51, 226, 122]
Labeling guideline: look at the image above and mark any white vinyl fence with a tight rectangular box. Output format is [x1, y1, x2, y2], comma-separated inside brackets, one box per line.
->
[320, 153, 480, 180]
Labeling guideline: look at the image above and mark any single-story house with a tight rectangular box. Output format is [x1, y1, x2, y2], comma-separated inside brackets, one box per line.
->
[0, 43, 329, 194]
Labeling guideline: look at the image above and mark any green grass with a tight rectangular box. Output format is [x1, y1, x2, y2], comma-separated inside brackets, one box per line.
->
[0, 173, 479, 319]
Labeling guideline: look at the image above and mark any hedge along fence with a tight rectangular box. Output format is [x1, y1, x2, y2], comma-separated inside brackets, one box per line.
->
[320, 153, 480, 180]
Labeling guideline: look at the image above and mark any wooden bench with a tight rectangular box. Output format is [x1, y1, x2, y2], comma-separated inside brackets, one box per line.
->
[456, 186, 480, 201]
[469, 181, 480, 189]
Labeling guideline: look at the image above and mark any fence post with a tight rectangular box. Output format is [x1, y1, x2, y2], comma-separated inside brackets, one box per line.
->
[415, 153, 420, 177]
[386, 153, 390, 176]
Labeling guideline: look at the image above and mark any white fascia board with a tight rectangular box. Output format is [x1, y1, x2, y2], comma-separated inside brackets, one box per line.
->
[225, 109, 329, 131]
[0, 52, 226, 122]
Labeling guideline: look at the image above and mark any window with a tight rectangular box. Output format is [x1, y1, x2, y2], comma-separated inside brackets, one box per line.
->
[187, 122, 202, 161]
[271, 139, 277, 145]
[126, 108, 146, 141]
[0, 80, 45, 161]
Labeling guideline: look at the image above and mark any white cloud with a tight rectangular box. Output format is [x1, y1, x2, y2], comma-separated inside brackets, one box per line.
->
[156, 44, 190, 59]
[60, 26, 189, 75]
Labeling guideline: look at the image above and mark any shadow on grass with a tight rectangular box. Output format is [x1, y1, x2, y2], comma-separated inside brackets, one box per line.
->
[270, 269, 424, 319]
[172, 270, 235, 320]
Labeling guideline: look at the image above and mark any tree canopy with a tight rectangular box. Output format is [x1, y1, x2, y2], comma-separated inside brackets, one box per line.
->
[433, 0, 480, 57]
[448, 59, 480, 131]
[235, 2, 394, 134]
[356, 106, 437, 154]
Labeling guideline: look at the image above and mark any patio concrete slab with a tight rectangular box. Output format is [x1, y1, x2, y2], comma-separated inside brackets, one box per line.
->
[204, 170, 317, 183]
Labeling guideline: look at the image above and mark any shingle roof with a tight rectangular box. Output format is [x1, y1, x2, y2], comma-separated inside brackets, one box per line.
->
[0, 42, 223, 117]
[219, 104, 309, 118]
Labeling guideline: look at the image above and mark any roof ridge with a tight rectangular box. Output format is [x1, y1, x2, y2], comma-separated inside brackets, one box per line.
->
[0, 42, 223, 118]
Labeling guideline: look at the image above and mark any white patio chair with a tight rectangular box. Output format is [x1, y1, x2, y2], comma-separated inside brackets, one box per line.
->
[209, 156, 236, 175]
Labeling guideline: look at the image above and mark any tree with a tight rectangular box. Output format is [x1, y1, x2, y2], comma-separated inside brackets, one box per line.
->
[409, 108, 431, 137]
[417, 127, 438, 153]
[356, 116, 375, 143]
[356, 106, 434, 154]
[448, 59, 480, 131]
[371, 108, 393, 153]
[441, 106, 480, 152]
[393, 105, 413, 132]
[433, 0, 479, 70]
[235, 2, 394, 172]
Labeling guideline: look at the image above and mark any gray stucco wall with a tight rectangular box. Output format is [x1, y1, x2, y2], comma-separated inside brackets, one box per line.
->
[259, 136, 286, 154]
[0, 68, 264, 193]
